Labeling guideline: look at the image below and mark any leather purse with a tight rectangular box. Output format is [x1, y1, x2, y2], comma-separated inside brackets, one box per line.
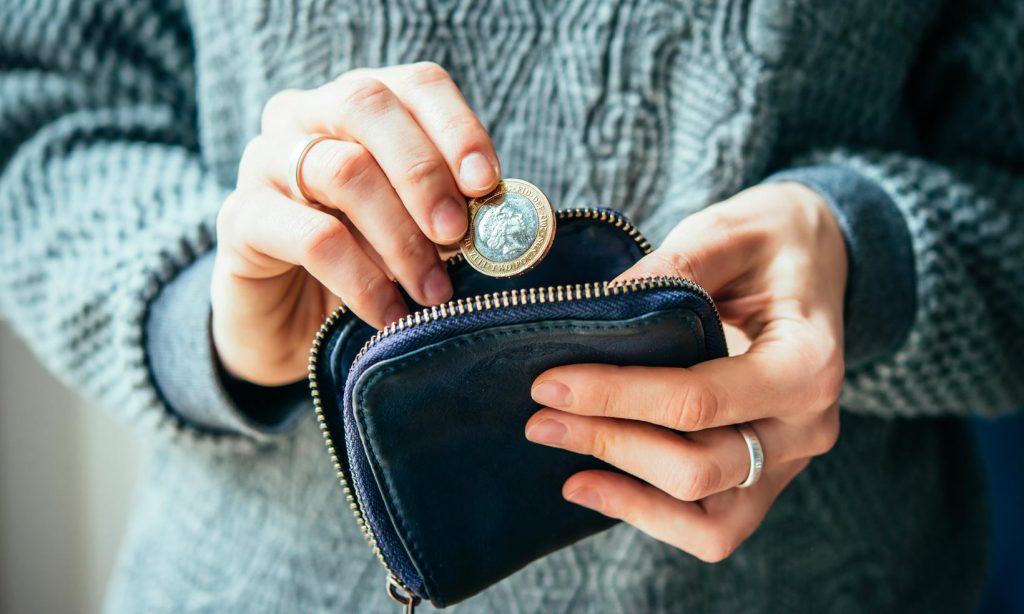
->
[307, 208, 727, 609]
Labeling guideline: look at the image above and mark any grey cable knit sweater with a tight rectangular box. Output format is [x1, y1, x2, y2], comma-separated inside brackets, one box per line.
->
[2, 0, 1022, 612]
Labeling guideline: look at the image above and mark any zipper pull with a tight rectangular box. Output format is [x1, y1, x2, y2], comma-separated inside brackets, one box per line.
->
[386, 576, 420, 613]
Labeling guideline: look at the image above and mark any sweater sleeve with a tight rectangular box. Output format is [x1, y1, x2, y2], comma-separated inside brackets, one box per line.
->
[144, 250, 311, 439]
[0, 1, 293, 450]
[772, 0, 1024, 418]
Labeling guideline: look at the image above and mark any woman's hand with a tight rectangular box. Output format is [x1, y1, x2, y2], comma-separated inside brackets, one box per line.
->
[525, 182, 847, 562]
[212, 63, 500, 386]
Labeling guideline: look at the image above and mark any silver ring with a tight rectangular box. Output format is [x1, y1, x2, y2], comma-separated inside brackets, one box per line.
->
[287, 133, 334, 204]
[734, 423, 764, 489]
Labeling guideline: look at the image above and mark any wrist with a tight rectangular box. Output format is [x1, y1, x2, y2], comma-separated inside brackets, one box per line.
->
[145, 250, 308, 438]
[210, 260, 309, 387]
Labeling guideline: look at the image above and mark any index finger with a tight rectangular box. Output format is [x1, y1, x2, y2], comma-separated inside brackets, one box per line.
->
[369, 62, 501, 196]
[264, 78, 469, 245]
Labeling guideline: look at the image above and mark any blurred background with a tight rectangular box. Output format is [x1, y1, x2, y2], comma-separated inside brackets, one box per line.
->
[0, 317, 1021, 613]
[0, 325, 146, 613]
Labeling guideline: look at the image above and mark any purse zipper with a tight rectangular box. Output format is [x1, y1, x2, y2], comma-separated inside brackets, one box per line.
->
[349, 276, 718, 368]
[306, 207, 718, 610]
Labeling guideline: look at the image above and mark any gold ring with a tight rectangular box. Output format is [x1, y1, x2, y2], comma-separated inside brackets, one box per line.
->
[288, 133, 334, 204]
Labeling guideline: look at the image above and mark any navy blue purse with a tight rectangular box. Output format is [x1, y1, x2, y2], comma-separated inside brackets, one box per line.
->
[307, 208, 727, 609]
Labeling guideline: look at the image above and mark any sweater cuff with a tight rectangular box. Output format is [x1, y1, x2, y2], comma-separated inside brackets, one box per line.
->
[764, 165, 917, 368]
[144, 250, 309, 439]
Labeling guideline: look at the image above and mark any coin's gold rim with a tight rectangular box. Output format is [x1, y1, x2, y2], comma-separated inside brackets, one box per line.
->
[459, 178, 556, 278]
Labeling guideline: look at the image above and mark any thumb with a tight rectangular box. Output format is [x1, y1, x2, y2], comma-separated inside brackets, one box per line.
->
[613, 208, 756, 295]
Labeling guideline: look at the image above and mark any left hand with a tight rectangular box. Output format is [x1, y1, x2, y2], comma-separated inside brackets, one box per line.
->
[525, 182, 847, 562]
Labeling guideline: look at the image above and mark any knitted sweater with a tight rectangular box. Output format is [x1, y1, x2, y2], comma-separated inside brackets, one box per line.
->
[1, 1, 1022, 612]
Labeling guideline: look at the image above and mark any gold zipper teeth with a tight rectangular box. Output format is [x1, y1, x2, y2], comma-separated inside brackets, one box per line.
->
[309, 311, 389, 568]
[306, 206, 714, 597]
[349, 275, 711, 366]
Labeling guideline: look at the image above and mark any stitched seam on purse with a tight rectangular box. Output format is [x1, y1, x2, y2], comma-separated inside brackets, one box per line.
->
[354, 310, 697, 602]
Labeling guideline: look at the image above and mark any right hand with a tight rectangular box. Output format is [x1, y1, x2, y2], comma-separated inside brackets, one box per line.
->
[212, 62, 501, 386]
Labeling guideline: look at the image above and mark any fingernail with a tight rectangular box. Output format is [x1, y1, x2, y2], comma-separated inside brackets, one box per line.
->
[531, 380, 572, 407]
[459, 152, 498, 191]
[384, 303, 408, 326]
[525, 419, 567, 446]
[565, 488, 603, 511]
[422, 266, 452, 305]
[432, 197, 467, 242]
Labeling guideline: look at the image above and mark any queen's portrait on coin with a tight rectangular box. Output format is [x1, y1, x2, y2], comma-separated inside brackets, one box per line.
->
[473, 193, 539, 262]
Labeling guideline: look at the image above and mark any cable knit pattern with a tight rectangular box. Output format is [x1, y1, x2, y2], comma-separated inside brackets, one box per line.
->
[0, 0, 1020, 612]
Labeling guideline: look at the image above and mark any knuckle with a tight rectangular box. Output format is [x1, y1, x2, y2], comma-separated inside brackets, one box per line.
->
[698, 534, 740, 564]
[592, 373, 621, 418]
[667, 458, 720, 502]
[700, 209, 740, 241]
[672, 383, 718, 431]
[441, 114, 478, 138]
[661, 211, 744, 279]
[405, 61, 451, 86]
[326, 145, 375, 192]
[585, 427, 609, 459]
[393, 226, 433, 263]
[299, 217, 346, 261]
[699, 201, 751, 239]
[403, 156, 446, 187]
[582, 423, 618, 460]
[261, 88, 300, 130]
[347, 273, 389, 310]
[339, 77, 394, 115]
[565, 367, 612, 417]
[653, 249, 701, 282]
